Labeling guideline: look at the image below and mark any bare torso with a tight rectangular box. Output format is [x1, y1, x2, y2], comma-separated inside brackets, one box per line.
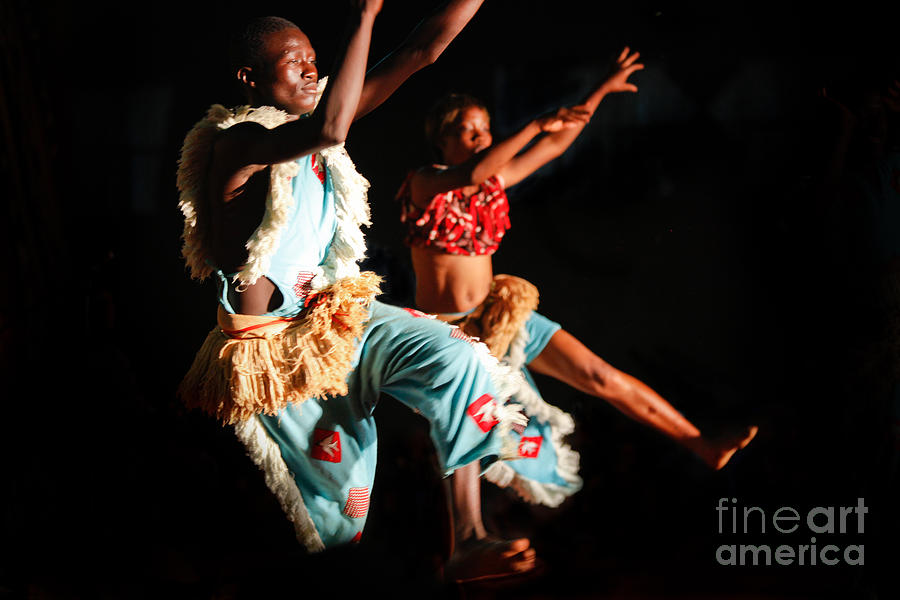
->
[411, 246, 494, 314]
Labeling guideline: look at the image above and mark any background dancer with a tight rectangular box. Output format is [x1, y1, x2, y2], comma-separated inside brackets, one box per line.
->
[397, 47, 758, 580]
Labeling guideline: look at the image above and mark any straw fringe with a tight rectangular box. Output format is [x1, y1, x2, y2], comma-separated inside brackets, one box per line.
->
[457, 274, 539, 359]
[179, 272, 381, 424]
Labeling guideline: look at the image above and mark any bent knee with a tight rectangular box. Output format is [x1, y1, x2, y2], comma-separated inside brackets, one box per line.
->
[401, 315, 486, 370]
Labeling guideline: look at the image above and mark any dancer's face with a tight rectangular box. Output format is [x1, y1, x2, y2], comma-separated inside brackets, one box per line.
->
[439, 106, 492, 165]
[241, 27, 319, 115]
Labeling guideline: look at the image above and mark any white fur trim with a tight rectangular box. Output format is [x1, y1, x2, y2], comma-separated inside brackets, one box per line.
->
[233, 417, 326, 552]
[177, 77, 370, 290]
[446, 324, 527, 461]
[313, 141, 371, 289]
[482, 326, 584, 507]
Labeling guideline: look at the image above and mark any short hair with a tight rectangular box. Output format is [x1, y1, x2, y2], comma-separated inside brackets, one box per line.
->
[228, 16, 300, 74]
[424, 93, 489, 159]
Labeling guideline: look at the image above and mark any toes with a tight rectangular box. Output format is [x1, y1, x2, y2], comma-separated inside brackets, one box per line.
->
[739, 425, 759, 448]
[712, 425, 759, 469]
[713, 449, 737, 470]
[507, 547, 535, 561]
[502, 538, 532, 554]
[512, 559, 536, 572]
[444, 537, 541, 583]
[510, 549, 538, 572]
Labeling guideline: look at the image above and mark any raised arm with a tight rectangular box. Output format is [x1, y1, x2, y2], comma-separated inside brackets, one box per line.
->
[218, 1, 382, 172]
[354, 0, 484, 120]
[408, 109, 590, 207]
[498, 47, 644, 187]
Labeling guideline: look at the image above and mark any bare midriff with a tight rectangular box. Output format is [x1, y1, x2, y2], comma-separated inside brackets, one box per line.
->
[411, 246, 494, 314]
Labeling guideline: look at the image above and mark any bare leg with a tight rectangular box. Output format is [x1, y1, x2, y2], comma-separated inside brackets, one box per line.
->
[450, 462, 488, 541]
[441, 462, 538, 582]
[528, 329, 757, 470]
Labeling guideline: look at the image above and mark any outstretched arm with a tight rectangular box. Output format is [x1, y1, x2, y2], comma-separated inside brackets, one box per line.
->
[499, 47, 644, 187]
[354, 0, 484, 120]
[408, 109, 590, 207]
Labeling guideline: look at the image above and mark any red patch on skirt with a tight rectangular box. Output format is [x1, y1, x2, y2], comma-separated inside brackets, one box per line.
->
[310, 429, 342, 463]
[343, 487, 370, 519]
[467, 394, 499, 433]
[517, 436, 543, 458]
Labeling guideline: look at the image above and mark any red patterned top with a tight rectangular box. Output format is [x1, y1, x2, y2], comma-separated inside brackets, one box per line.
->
[397, 168, 512, 256]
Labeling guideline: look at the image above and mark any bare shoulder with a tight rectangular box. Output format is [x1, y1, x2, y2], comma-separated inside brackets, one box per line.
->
[409, 163, 474, 207]
[410, 163, 445, 180]
[408, 164, 443, 205]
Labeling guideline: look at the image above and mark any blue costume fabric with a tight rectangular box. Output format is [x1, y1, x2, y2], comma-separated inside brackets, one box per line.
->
[217, 154, 517, 549]
[520, 311, 562, 364]
[256, 300, 511, 546]
[423, 291, 582, 507]
[216, 153, 337, 317]
[402, 162, 583, 506]
[501, 312, 570, 487]
[482, 310, 583, 506]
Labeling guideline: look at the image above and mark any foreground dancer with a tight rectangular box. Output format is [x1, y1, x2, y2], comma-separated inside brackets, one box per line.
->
[398, 48, 758, 579]
[176, 2, 538, 576]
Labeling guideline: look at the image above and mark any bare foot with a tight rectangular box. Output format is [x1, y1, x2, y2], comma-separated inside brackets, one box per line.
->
[442, 537, 539, 583]
[702, 425, 759, 470]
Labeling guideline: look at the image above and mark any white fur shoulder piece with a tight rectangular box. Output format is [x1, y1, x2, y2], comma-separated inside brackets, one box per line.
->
[176, 77, 371, 289]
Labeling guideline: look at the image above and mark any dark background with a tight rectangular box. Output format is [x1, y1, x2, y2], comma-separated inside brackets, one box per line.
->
[2, 0, 899, 598]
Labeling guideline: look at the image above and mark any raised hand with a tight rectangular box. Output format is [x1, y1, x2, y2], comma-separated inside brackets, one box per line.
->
[601, 46, 644, 95]
[536, 105, 592, 132]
